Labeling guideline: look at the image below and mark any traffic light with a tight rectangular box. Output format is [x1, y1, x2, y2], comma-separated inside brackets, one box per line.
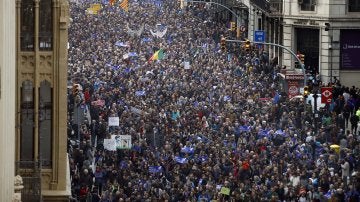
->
[300, 54, 305, 64]
[303, 86, 310, 97]
[245, 40, 251, 51]
[221, 37, 226, 51]
[230, 22, 236, 31]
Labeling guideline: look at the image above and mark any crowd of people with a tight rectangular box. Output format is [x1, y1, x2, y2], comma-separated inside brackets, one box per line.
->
[67, 0, 360, 201]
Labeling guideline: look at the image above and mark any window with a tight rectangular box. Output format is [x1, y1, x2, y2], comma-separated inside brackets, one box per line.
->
[39, 0, 53, 50]
[39, 81, 52, 168]
[349, 0, 360, 12]
[21, 0, 35, 51]
[300, 0, 316, 11]
[20, 80, 34, 163]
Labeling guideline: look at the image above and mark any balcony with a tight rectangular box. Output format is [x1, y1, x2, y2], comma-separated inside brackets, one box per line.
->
[269, 0, 283, 16]
[251, 0, 271, 13]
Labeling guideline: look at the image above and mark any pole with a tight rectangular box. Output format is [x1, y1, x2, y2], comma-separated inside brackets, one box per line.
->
[313, 93, 318, 135]
[185, 0, 243, 28]
[225, 39, 307, 87]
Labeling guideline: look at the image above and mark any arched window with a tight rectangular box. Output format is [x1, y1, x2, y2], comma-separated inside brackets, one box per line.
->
[39, 80, 52, 167]
[39, 0, 53, 50]
[21, 0, 35, 51]
[21, 80, 34, 162]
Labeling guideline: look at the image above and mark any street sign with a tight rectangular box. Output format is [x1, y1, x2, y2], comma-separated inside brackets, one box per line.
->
[240, 25, 246, 32]
[254, 30, 266, 42]
[321, 87, 333, 104]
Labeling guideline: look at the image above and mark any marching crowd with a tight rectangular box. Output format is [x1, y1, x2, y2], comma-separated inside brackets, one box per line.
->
[67, 0, 360, 201]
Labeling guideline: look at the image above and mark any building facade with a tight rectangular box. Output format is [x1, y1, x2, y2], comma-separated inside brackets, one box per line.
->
[268, 0, 360, 87]
[15, 0, 71, 201]
[0, 0, 16, 201]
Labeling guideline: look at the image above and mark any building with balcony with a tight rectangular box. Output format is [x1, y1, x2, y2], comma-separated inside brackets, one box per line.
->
[7, 0, 70, 201]
[267, 0, 360, 87]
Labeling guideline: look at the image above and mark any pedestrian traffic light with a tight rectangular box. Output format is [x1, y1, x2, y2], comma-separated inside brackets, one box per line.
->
[230, 22, 236, 31]
[303, 86, 310, 97]
[245, 40, 251, 51]
[221, 37, 226, 51]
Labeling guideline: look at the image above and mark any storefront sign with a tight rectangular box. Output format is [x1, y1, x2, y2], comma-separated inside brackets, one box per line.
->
[285, 74, 304, 80]
[340, 29, 360, 70]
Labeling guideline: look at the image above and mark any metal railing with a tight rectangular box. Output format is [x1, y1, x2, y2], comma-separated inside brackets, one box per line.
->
[15, 161, 43, 202]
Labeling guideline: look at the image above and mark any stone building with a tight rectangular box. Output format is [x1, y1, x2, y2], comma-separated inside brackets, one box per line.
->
[1, 0, 71, 201]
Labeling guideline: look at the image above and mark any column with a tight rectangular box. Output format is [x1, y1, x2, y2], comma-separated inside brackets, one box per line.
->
[282, 24, 293, 68]
[0, 0, 16, 201]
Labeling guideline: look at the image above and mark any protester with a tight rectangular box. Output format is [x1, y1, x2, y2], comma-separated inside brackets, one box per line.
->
[67, 0, 360, 201]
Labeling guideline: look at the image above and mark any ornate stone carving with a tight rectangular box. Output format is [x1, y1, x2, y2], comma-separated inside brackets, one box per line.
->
[19, 54, 35, 71]
[14, 175, 23, 186]
[39, 54, 52, 73]
[13, 175, 23, 202]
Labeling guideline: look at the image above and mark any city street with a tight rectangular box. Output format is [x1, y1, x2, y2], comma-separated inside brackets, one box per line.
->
[67, 0, 360, 201]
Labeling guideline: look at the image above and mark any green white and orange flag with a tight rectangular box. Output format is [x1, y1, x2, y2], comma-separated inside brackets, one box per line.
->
[149, 49, 164, 62]
[119, 0, 129, 12]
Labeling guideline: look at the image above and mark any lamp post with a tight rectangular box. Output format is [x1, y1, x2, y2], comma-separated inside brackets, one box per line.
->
[313, 93, 319, 135]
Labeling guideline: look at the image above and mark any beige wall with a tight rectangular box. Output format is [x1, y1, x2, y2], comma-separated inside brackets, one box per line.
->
[0, 0, 16, 201]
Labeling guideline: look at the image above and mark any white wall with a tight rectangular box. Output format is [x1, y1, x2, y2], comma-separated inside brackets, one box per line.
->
[0, 0, 16, 201]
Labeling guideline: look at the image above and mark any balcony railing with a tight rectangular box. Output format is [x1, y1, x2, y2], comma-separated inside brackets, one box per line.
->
[16, 161, 42, 202]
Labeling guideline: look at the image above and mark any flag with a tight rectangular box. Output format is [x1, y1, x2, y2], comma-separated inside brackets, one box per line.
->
[115, 41, 129, 47]
[109, 0, 116, 6]
[135, 90, 146, 96]
[120, 0, 129, 12]
[149, 49, 164, 62]
[240, 125, 251, 132]
[174, 156, 187, 164]
[149, 166, 162, 173]
[181, 146, 194, 154]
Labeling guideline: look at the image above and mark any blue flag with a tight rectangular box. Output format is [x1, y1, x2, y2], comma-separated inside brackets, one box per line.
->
[135, 90, 146, 96]
[181, 146, 194, 154]
[142, 38, 152, 42]
[148, 166, 163, 173]
[174, 156, 187, 164]
[115, 41, 129, 47]
[273, 92, 280, 104]
[240, 125, 251, 132]
[128, 52, 138, 57]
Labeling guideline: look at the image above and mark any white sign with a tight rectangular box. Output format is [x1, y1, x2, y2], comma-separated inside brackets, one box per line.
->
[184, 61, 190, 69]
[104, 139, 117, 151]
[108, 117, 119, 126]
[112, 135, 132, 149]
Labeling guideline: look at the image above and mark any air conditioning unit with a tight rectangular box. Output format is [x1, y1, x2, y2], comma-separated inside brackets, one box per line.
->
[298, 0, 303, 4]
[312, 0, 317, 5]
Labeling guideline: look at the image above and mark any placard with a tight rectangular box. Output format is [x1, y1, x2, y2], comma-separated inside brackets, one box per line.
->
[108, 117, 119, 126]
[104, 139, 116, 151]
[184, 61, 190, 69]
[112, 135, 132, 149]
